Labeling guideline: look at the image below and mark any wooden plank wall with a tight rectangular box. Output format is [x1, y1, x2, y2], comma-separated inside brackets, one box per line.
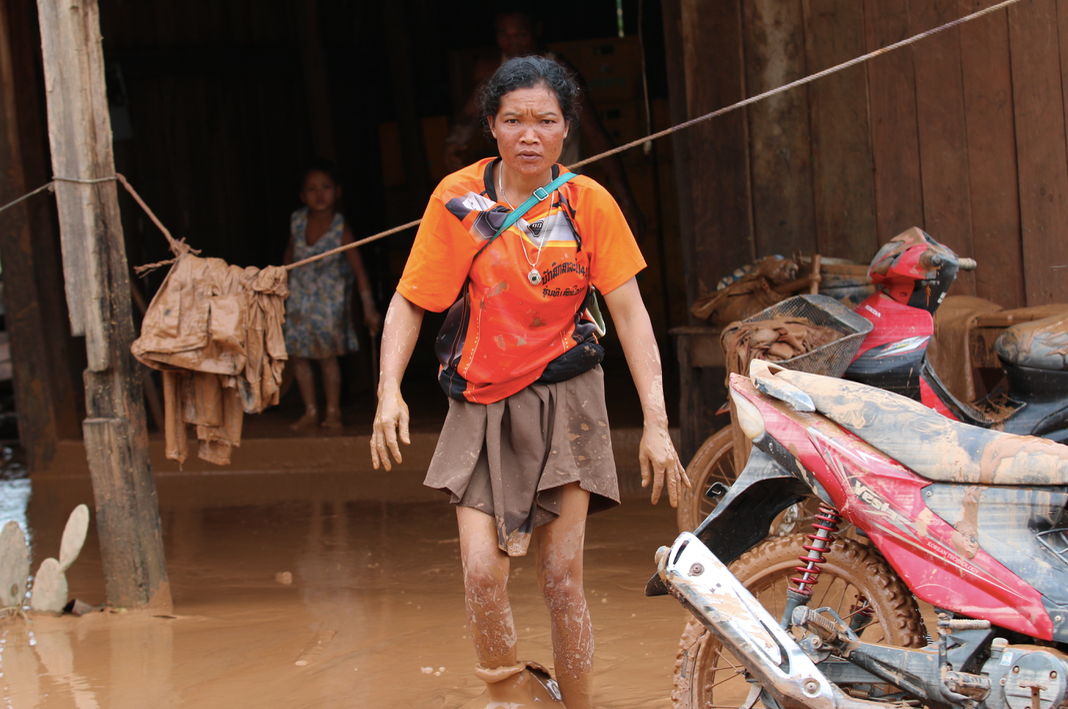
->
[675, 0, 754, 304]
[97, 0, 335, 275]
[666, 0, 1068, 310]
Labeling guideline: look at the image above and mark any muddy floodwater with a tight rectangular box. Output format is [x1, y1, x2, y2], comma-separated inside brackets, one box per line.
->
[2, 467, 691, 708]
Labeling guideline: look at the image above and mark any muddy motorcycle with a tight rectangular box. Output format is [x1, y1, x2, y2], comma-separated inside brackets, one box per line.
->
[650, 360, 1068, 709]
[677, 227, 1068, 531]
[846, 226, 1068, 441]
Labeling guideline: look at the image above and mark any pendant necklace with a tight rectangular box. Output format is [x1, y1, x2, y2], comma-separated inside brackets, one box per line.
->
[499, 166, 556, 286]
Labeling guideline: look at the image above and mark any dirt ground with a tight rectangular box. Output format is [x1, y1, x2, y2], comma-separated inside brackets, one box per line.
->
[2, 464, 692, 708]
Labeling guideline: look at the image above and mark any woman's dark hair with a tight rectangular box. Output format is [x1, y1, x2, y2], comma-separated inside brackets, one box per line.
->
[298, 158, 341, 189]
[476, 55, 581, 134]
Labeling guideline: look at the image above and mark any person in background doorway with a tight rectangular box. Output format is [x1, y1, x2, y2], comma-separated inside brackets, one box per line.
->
[444, 8, 646, 238]
[372, 56, 685, 709]
[283, 160, 380, 430]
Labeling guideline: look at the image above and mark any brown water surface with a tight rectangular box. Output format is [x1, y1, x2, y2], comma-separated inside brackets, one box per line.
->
[5, 471, 688, 708]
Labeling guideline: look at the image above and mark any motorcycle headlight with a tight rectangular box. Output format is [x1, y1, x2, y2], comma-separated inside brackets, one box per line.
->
[730, 387, 765, 440]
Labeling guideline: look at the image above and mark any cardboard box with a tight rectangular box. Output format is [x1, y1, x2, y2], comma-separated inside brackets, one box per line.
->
[547, 36, 643, 104]
[596, 99, 645, 154]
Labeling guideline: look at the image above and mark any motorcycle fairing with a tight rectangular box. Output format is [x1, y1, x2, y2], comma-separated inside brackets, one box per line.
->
[691, 441, 819, 560]
[850, 293, 934, 363]
[867, 227, 959, 310]
[922, 483, 1068, 634]
[731, 376, 1056, 641]
[770, 369, 1068, 487]
[644, 443, 812, 598]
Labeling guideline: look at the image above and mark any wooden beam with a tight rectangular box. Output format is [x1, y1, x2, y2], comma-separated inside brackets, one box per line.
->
[959, 0, 1024, 307]
[1009, 0, 1068, 304]
[911, 0, 976, 295]
[678, 0, 753, 294]
[661, 0, 699, 316]
[742, 0, 817, 258]
[383, 0, 431, 207]
[802, 0, 877, 263]
[864, 0, 925, 242]
[36, 0, 171, 611]
[292, 0, 336, 161]
[4, 0, 81, 445]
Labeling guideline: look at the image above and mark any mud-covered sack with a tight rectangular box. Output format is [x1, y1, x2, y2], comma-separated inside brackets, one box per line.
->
[691, 256, 798, 326]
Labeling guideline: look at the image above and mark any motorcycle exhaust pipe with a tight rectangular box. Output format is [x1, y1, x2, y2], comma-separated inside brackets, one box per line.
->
[657, 533, 892, 709]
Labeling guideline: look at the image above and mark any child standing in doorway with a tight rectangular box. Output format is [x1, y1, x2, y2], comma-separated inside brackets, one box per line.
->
[283, 160, 380, 430]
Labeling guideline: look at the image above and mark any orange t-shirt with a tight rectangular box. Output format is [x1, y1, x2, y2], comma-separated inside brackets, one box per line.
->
[398, 158, 646, 404]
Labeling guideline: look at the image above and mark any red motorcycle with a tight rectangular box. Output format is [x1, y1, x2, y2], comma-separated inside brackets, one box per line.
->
[677, 227, 1068, 531]
[651, 360, 1068, 709]
[846, 227, 1068, 439]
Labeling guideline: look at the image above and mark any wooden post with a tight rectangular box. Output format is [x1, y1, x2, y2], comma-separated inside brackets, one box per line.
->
[36, 0, 171, 611]
[674, 0, 754, 307]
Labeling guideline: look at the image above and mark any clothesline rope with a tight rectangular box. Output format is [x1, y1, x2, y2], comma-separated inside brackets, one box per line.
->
[0, 173, 200, 273]
[0, 0, 1027, 274]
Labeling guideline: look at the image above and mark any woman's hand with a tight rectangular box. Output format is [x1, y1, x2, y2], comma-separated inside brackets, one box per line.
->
[371, 380, 410, 471]
[369, 293, 425, 470]
[602, 278, 690, 506]
[640, 421, 689, 507]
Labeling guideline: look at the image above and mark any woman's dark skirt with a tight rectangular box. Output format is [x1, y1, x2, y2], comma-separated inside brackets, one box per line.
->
[423, 366, 619, 556]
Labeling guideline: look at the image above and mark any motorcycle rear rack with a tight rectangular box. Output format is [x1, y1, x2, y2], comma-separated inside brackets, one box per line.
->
[1036, 527, 1068, 563]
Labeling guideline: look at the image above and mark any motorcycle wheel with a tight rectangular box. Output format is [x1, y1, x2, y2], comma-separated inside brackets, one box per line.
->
[677, 427, 736, 532]
[671, 534, 926, 709]
[676, 429, 820, 535]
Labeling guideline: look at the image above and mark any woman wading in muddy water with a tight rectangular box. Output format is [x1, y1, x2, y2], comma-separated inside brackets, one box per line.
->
[370, 55, 687, 709]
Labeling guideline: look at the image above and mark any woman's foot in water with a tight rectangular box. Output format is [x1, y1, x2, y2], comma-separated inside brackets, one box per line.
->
[459, 662, 567, 709]
[290, 407, 319, 431]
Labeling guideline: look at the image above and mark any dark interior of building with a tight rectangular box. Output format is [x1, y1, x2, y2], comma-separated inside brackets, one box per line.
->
[82, 0, 687, 431]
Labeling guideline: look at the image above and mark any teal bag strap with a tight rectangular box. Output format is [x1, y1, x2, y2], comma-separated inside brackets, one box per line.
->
[473, 171, 576, 261]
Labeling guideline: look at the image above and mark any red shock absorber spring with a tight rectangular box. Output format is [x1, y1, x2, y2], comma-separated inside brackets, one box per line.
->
[789, 505, 842, 597]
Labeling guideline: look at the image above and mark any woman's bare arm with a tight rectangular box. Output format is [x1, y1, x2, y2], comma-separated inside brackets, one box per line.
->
[370, 292, 425, 471]
[602, 278, 688, 506]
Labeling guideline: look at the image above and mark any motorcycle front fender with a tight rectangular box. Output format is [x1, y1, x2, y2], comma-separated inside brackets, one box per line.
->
[646, 437, 816, 597]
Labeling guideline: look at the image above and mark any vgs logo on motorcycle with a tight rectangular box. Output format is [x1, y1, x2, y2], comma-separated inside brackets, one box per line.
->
[852, 480, 891, 512]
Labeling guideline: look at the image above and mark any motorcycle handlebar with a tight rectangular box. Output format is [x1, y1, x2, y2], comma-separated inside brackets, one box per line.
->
[958, 258, 978, 271]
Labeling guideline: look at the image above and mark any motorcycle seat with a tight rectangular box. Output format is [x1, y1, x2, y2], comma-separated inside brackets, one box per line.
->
[775, 368, 1068, 486]
[994, 311, 1068, 371]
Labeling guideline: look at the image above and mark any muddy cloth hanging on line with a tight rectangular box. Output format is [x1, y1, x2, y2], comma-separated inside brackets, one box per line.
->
[132, 253, 289, 466]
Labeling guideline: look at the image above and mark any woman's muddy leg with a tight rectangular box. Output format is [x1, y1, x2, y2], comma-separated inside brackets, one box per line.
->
[457, 505, 518, 668]
[534, 482, 593, 709]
